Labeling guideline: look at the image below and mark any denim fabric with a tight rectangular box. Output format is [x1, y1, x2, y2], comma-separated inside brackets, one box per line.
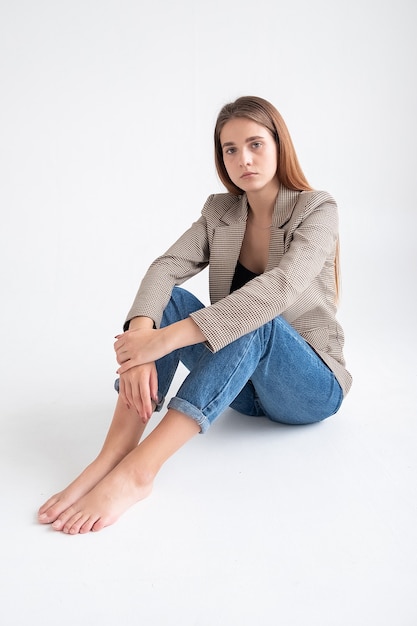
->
[126, 287, 341, 433]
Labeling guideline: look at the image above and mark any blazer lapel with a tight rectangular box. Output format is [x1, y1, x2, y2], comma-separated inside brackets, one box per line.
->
[209, 187, 301, 301]
[273, 186, 300, 228]
[268, 187, 300, 271]
[209, 195, 247, 302]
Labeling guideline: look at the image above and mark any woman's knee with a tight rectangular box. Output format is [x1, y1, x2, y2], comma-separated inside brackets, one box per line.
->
[161, 288, 205, 327]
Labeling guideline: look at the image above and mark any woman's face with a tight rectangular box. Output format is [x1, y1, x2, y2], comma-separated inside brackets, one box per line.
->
[220, 117, 278, 195]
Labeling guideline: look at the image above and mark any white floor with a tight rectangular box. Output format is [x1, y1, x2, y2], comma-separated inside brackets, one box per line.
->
[1, 323, 416, 626]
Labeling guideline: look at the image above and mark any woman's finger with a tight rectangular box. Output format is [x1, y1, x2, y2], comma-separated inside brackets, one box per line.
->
[129, 379, 147, 421]
[118, 376, 130, 410]
[113, 336, 125, 351]
[150, 366, 159, 405]
[116, 351, 131, 365]
[122, 366, 157, 423]
[117, 359, 142, 375]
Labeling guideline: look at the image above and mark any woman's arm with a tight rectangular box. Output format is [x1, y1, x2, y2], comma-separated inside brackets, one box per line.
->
[115, 317, 205, 374]
[114, 317, 206, 417]
[127, 316, 154, 331]
[123, 213, 211, 331]
[117, 317, 159, 419]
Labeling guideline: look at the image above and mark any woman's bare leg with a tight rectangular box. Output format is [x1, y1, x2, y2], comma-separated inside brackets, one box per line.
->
[38, 394, 148, 524]
[49, 408, 200, 534]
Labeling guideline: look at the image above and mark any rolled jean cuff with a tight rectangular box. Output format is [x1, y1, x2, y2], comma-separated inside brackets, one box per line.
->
[167, 397, 210, 434]
[153, 396, 165, 412]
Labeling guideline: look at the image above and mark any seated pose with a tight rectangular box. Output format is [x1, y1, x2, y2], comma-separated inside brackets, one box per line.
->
[38, 95, 352, 534]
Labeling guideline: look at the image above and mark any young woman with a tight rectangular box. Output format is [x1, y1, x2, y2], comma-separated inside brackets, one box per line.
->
[38, 96, 352, 534]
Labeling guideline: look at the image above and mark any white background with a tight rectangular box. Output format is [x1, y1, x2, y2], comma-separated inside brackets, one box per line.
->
[1, 1, 416, 625]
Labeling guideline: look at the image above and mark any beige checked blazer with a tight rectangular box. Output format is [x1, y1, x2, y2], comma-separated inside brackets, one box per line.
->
[125, 186, 352, 396]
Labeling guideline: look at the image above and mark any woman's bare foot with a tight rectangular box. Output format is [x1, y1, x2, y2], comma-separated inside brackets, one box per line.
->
[39, 396, 149, 525]
[38, 456, 122, 525]
[41, 408, 200, 534]
[50, 453, 154, 534]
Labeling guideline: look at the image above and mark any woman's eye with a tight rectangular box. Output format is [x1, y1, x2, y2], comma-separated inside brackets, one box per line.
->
[225, 147, 236, 155]
[252, 142, 262, 149]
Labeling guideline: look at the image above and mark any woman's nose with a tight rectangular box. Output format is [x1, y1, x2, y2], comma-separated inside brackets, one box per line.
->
[240, 149, 252, 167]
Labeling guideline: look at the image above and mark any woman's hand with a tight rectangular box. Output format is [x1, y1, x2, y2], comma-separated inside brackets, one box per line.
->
[118, 362, 159, 423]
[114, 318, 205, 417]
[114, 328, 170, 373]
[115, 318, 205, 375]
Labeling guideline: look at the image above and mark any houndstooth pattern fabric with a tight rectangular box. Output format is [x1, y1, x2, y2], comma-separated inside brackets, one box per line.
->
[125, 186, 352, 396]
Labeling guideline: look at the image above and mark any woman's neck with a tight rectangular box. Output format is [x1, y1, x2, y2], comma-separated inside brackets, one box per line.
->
[246, 181, 280, 222]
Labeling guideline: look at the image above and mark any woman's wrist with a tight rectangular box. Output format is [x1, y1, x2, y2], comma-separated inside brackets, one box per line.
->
[128, 316, 155, 331]
[162, 317, 206, 353]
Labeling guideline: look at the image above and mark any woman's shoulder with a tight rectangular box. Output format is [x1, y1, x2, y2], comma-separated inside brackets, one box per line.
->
[298, 189, 337, 209]
[201, 192, 244, 220]
[281, 188, 338, 232]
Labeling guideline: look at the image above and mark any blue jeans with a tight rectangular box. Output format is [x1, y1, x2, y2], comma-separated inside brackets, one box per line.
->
[117, 287, 343, 433]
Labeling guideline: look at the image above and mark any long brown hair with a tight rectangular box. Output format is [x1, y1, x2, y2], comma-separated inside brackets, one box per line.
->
[214, 95, 340, 301]
[214, 95, 312, 194]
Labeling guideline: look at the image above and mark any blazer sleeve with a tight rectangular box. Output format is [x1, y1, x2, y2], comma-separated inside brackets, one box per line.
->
[124, 213, 211, 329]
[190, 193, 339, 351]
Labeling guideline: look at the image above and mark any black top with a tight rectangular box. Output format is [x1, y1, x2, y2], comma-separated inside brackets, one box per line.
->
[230, 261, 260, 293]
